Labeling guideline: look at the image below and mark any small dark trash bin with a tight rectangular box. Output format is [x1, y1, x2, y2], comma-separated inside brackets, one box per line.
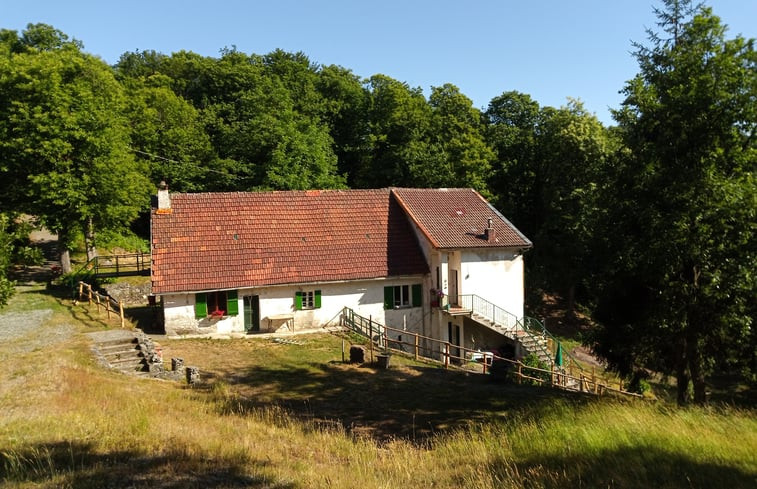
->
[349, 345, 366, 363]
[376, 353, 391, 369]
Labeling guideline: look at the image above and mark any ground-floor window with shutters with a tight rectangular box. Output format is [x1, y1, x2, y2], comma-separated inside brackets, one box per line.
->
[384, 284, 422, 309]
[195, 290, 239, 318]
[295, 290, 321, 310]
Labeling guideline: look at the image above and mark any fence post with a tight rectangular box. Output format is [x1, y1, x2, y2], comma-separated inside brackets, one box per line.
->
[444, 343, 449, 369]
[517, 363, 522, 384]
[95, 293, 100, 313]
[414, 333, 419, 361]
[87, 284, 93, 305]
[119, 301, 125, 328]
[105, 295, 111, 319]
[369, 319, 374, 364]
[77, 282, 83, 302]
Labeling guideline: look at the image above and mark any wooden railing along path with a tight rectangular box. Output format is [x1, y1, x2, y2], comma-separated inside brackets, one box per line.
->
[75, 281, 127, 328]
[340, 307, 642, 399]
[447, 293, 584, 374]
[74, 253, 150, 279]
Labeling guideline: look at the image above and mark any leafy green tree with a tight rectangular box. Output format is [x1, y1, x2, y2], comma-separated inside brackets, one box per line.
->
[533, 100, 612, 310]
[486, 91, 541, 218]
[315, 65, 371, 186]
[122, 74, 225, 192]
[0, 27, 150, 270]
[590, 0, 756, 404]
[486, 93, 612, 311]
[126, 49, 346, 191]
[357, 74, 435, 187]
[0, 215, 17, 306]
[425, 84, 494, 193]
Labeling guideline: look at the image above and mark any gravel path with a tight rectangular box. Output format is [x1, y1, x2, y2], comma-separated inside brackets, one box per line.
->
[0, 309, 76, 353]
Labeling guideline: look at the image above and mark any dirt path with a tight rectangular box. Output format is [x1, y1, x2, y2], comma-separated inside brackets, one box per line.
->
[10, 227, 60, 285]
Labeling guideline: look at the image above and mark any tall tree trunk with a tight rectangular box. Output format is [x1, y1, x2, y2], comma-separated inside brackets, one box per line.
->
[58, 225, 73, 274]
[60, 248, 72, 274]
[85, 217, 97, 261]
[566, 284, 576, 318]
[687, 336, 707, 404]
[675, 337, 690, 405]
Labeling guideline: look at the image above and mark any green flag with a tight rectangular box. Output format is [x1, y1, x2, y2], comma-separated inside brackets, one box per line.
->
[554, 343, 564, 367]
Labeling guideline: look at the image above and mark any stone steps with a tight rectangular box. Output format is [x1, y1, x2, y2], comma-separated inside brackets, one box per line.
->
[469, 315, 552, 365]
[87, 330, 148, 373]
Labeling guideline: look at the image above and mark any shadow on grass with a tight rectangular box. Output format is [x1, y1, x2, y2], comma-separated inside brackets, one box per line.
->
[0, 440, 291, 489]
[488, 445, 757, 489]
[203, 359, 594, 443]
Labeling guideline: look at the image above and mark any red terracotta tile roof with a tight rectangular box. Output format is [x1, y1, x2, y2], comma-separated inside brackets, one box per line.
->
[151, 189, 428, 294]
[391, 188, 532, 249]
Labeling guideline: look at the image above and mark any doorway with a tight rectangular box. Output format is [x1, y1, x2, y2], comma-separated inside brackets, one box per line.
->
[449, 269, 458, 305]
[243, 295, 260, 333]
[448, 321, 461, 362]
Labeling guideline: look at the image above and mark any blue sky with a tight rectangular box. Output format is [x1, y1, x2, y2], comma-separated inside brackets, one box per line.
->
[3, 0, 755, 125]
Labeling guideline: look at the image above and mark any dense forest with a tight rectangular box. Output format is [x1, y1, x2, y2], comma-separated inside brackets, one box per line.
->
[0, 0, 754, 404]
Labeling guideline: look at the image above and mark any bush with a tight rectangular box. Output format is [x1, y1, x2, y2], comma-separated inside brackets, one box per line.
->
[96, 229, 149, 253]
[489, 357, 512, 382]
[521, 353, 551, 386]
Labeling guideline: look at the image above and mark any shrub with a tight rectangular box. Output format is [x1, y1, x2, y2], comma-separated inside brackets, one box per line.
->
[520, 353, 550, 386]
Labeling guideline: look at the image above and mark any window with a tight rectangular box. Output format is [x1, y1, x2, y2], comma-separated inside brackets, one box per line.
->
[195, 290, 238, 318]
[394, 285, 409, 308]
[384, 284, 422, 309]
[295, 290, 321, 310]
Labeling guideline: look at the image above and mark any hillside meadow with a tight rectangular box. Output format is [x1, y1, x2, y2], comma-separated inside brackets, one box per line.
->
[1, 285, 755, 488]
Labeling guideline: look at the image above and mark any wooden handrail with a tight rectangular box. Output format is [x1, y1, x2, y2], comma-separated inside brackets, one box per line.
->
[340, 307, 643, 399]
[76, 281, 126, 328]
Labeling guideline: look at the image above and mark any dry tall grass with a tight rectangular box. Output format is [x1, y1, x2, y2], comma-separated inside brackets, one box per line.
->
[1, 286, 755, 488]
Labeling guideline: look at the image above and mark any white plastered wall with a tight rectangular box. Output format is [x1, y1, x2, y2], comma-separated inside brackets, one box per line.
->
[459, 248, 525, 319]
[161, 276, 427, 336]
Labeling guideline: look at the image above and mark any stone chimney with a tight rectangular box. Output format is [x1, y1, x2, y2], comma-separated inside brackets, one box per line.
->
[484, 217, 496, 242]
[156, 181, 172, 214]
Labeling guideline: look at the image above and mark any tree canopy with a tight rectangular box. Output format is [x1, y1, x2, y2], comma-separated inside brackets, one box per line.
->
[590, 0, 756, 404]
[0, 9, 754, 404]
[0, 26, 149, 270]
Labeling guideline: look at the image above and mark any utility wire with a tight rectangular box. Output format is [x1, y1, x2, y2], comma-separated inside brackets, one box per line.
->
[129, 147, 234, 176]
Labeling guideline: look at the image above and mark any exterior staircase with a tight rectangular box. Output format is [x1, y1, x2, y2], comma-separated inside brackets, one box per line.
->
[458, 295, 576, 371]
[468, 310, 550, 364]
[87, 330, 150, 374]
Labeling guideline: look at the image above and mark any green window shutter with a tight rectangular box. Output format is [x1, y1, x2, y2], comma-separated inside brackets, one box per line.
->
[295, 291, 303, 310]
[314, 290, 322, 309]
[195, 293, 207, 318]
[226, 290, 239, 316]
[412, 284, 422, 307]
[384, 286, 393, 310]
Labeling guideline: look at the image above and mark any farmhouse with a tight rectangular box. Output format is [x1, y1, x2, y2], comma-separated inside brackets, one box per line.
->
[150, 186, 533, 357]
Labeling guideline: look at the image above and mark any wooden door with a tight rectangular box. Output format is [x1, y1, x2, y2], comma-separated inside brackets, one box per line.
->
[243, 295, 260, 333]
[449, 269, 458, 305]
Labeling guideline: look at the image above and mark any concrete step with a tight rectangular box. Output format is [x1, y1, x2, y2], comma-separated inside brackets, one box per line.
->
[113, 362, 146, 373]
[95, 337, 138, 349]
[100, 344, 143, 355]
[103, 350, 144, 361]
[107, 353, 143, 364]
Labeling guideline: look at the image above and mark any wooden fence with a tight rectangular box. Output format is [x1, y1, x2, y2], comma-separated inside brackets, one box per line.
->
[340, 307, 643, 399]
[75, 281, 126, 328]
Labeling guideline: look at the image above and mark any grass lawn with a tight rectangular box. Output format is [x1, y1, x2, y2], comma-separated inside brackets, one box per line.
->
[1, 286, 755, 488]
